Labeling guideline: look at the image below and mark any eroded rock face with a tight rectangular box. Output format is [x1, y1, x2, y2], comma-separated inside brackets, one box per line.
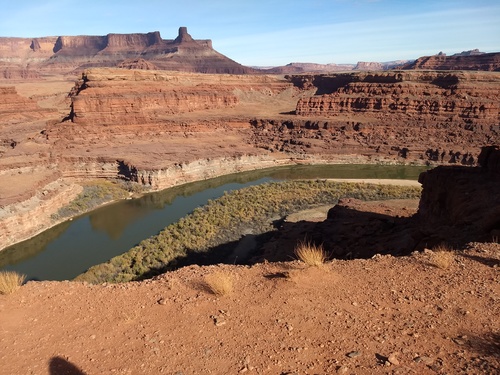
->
[266, 146, 500, 261]
[66, 69, 247, 126]
[417, 146, 500, 243]
[117, 58, 158, 70]
[0, 86, 46, 120]
[276, 71, 499, 163]
[402, 52, 500, 71]
[0, 86, 57, 156]
[0, 27, 253, 77]
[295, 71, 500, 123]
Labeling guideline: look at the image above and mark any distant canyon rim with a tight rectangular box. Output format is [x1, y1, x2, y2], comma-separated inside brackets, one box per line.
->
[0, 27, 499, 252]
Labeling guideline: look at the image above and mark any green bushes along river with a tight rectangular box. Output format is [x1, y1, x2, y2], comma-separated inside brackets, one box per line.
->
[76, 180, 421, 283]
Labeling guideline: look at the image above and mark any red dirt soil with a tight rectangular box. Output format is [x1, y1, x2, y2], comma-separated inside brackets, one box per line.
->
[1, 241, 499, 375]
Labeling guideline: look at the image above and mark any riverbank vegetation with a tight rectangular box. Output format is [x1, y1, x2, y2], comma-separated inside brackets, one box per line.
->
[76, 180, 421, 284]
[52, 180, 148, 220]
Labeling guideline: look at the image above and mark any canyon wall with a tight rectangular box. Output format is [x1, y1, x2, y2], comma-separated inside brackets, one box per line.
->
[0, 27, 252, 77]
[282, 71, 499, 163]
[69, 79, 238, 126]
[0, 86, 55, 122]
[0, 86, 57, 157]
[65, 68, 290, 126]
[417, 145, 500, 243]
[295, 71, 499, 123]
[401, 52, 500, 71]
[0, 173, 82, 250]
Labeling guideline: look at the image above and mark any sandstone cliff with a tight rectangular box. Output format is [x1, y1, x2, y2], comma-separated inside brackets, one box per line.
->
[0, 27, 253, 78]
[64, 68, 292, 126]
[0, 85, 57, 157]
[280, 71, 500, 163]
[417, 145, 500, 243]
[401, 52, 500, 71]
[295, 71, 500, 124]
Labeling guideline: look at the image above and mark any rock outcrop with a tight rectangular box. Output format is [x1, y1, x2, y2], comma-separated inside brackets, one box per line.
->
[0, 27, 253, 78]
[64, 68, 290, 126]
[401, 52, 500, 71]
[417, 145, 500, 243]
[117, 58, 158, 70]
[249, 71, 500, 163]
[261, 63, 356, 74]
[0, 181, 82, 250]
[354, 61, 383, 71]
[262, 146, 500, 262]
[0, 86, 57, 157]
[295, 71, 500, 124]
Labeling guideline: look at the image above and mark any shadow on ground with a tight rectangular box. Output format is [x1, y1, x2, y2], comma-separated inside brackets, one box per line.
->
[49, 356, 87, 375]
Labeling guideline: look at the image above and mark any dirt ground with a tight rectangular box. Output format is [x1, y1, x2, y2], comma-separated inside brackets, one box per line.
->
[1, 240, 499, 375]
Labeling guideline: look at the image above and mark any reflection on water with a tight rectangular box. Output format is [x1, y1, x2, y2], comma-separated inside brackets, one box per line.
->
[0, 164, 428, 281]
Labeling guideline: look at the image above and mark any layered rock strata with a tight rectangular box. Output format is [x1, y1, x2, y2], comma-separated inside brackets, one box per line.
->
[0, 86, 57, 157]
[67, 70, 240, 125]
[282, 71, 500, 162]
[0, 172, 82, 250]
[401, 52, 500, 71]
[0, 27, 253, 77]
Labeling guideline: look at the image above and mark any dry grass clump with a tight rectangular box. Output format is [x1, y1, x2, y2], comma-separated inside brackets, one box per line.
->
[0, 271, 26, 295]
[429, 244, 455, 269]
[204, 271, 233, 296]
[294, 241, 327, 266]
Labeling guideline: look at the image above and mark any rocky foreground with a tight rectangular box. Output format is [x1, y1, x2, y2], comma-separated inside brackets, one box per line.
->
[1, 242, 498, 375]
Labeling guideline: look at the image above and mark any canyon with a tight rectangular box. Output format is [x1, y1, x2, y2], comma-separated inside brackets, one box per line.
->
[1, 66, 499, 250]
[0, 28, 499, 375]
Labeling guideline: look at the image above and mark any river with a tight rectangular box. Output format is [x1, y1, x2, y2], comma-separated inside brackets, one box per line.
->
[0, 164, 428, 281]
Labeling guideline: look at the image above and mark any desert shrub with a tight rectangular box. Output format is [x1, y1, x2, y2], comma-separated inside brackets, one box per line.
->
[76, 180, 421, 283]
[0, 271, 26, 295]
[204, 271, 233, 296]
[53, 180, 130, 220]
[429, 244, 454, 269]
[294, 241, 327, 266]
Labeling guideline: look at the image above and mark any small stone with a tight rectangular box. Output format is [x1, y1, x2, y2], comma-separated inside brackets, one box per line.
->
[347, 351, 361, 358]
[336, 365, 349, 374]
[388, 353, 400, 365]
[157, 298, 167, 305]
[453, 338, 466, 345]
[414, 356, 433, 365]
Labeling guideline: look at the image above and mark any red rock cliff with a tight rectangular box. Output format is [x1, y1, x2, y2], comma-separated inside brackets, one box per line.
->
[0, 27, 253, 77]
[402, 52, 500, 71]
[417, 146, 500, 243]
[295, 71, 500, 126]
[246, 71, 500, 164]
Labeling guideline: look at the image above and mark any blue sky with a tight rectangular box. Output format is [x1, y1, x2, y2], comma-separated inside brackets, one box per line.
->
[1, 0, 499, 66]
